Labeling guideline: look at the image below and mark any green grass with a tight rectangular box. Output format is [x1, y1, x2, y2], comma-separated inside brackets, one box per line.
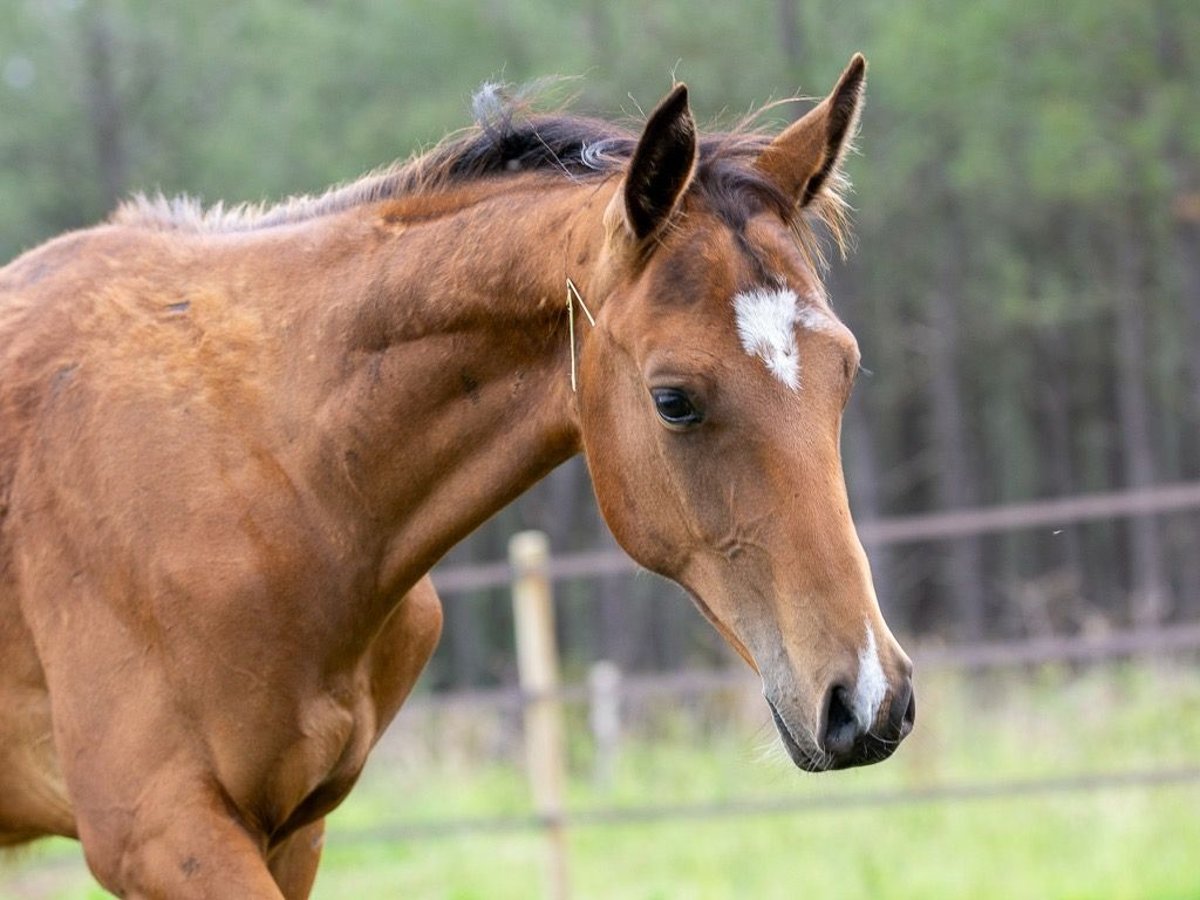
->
[4, 663, 1199, 899]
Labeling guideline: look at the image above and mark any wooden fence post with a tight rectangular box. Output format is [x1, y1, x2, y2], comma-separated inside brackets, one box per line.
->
[510, 531, 570, 900]
[589, 660, 622, 788]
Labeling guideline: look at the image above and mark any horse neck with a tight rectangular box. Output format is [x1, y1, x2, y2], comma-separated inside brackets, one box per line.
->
[285, 176, 613, 599]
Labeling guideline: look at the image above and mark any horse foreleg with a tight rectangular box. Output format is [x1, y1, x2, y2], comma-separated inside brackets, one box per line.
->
[77, 780, 286, 900]
[262, 578, 441, 900]
[267, 819, 325, 900]
[29, 612, 289, 898]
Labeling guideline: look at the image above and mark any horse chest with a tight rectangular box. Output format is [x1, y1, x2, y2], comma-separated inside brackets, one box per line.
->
[264, 582, 442, 833]
[253, 683, 378, 836]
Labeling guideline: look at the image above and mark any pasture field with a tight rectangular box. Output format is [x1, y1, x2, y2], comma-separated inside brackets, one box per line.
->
[3, 661, 1199, 899]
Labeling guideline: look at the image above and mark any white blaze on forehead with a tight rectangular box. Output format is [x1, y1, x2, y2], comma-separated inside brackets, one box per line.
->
[732, 286, 801, 389]
[732, 285, 836, 390]
[852, 622, 888, 733]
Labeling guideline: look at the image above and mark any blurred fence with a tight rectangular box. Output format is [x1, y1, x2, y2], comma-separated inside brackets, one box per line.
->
[431, 481, 1200, 592]
[365, 624, 1200, 900]
[427, 480, 1200, 690]
[371, 487, 1200, 897]
[375, 621, 1200, 839]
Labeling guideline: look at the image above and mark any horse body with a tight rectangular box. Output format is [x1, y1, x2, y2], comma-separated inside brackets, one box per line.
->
[0, 222, 453, 887]
[0, 56, 914, 897]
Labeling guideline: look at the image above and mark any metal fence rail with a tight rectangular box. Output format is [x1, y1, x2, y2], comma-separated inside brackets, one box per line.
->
[398, 622, 1200, 714]
[336, 766, 1200, 843]
[432, 482, 1200, 593]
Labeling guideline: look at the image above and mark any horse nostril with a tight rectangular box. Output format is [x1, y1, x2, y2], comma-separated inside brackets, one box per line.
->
[887, 677, 916, 741]
[820, 685, 859, 756]
[900, 688, 916, 738]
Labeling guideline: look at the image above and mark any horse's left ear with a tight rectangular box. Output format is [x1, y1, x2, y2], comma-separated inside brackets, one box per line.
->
[756, 53, 866, 208]
[620, 83, 698, 242]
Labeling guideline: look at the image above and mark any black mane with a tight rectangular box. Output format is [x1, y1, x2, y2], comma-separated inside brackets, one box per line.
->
[112, 83, 845, 255]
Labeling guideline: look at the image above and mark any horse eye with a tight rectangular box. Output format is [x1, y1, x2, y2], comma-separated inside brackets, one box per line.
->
[651, 388, 704, 429]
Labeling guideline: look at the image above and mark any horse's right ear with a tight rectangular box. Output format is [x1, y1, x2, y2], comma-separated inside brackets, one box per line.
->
[755, 53, 866, 208]
[617, 83, 698, 243]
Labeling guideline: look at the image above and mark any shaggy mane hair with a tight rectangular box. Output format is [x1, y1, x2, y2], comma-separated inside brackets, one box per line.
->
[113, 83, 854, 263]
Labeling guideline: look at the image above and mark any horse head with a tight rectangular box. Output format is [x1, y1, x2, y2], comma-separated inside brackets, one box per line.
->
[576, 56, 914, 770]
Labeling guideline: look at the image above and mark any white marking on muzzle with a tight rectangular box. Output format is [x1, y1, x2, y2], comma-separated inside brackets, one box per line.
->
[852, 623, 888, 733]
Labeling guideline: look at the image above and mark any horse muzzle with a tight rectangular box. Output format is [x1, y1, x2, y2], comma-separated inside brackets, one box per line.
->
[766, 670, 916, 772]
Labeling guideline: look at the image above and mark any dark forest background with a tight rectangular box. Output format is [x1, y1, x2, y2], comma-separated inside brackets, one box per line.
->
[2, 0, 1198, 690]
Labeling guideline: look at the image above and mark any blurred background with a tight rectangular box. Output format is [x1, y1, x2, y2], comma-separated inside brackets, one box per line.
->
[1, 0, 1198, 898]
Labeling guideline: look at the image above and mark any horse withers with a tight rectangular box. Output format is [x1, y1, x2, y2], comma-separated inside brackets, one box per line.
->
[0, 54, 912, 897]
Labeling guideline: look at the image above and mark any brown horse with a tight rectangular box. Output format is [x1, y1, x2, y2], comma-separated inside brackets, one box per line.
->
[0, 54, 912, 897]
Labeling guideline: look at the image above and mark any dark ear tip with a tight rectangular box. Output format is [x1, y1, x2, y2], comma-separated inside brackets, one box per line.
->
[844, 53, 867, 83]
[663, 82, 691, 115]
